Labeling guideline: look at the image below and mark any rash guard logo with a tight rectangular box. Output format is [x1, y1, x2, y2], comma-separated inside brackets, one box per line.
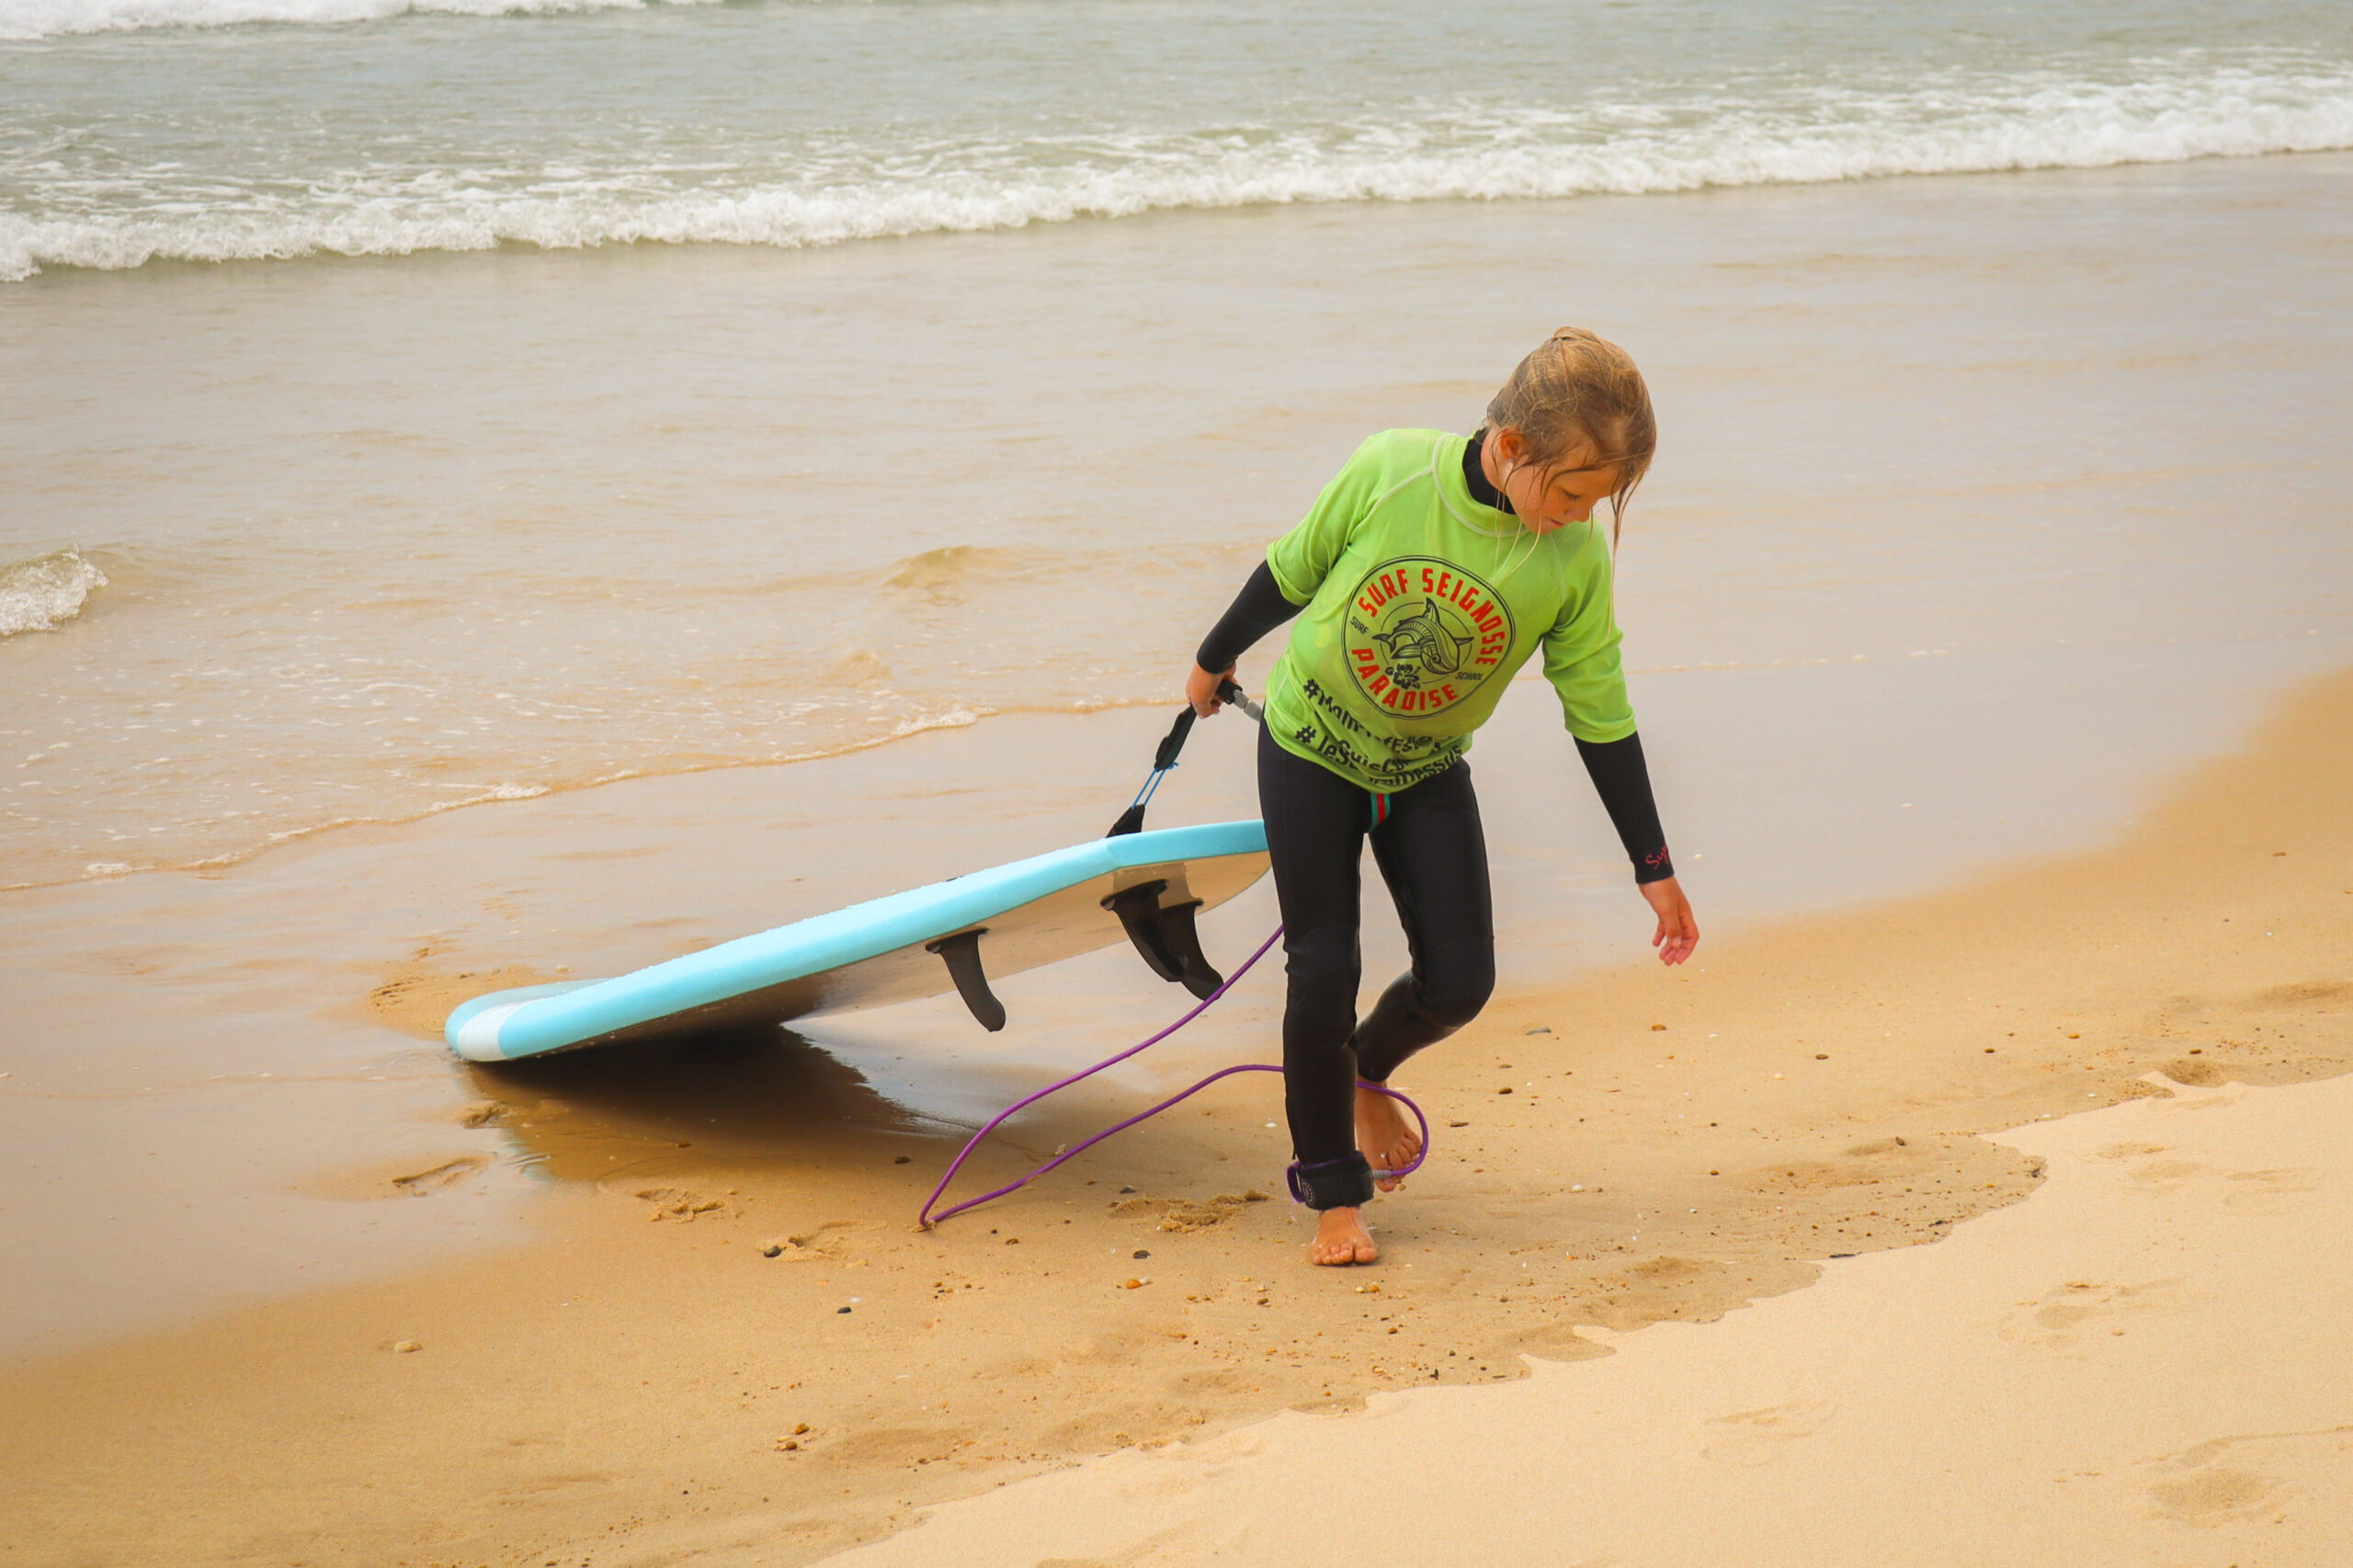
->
[1344, 556, 1514, 718]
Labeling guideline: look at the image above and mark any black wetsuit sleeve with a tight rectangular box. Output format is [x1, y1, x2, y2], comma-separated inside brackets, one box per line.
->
[1195, 560, 1305, 673]
[1575, 732, 1676, 883]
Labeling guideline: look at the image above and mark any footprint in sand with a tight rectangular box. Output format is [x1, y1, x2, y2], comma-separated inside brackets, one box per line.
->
[2220, 1166, 2323, 1214]
[1996, 1277, 2200, 1350]
[298, 1152, 493, 1200]
[2141, 1425, 2353, 1528]
[392, 1154, 492, 1195]
[1699, 1399, 1836, 1466]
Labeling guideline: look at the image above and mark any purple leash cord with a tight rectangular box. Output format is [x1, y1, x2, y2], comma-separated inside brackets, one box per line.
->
[917, 924, 1432, 1228]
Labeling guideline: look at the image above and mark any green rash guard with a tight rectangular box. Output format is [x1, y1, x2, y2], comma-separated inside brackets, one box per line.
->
[1261, 427, 1637, 792]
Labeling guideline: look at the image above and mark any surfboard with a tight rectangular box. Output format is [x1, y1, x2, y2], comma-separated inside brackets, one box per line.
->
[444, 818, 1270, 1062]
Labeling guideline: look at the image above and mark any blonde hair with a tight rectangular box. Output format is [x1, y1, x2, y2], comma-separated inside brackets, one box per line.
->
[1482, 326, 1655, 545]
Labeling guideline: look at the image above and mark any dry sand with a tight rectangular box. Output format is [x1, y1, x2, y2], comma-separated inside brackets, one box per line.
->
[2, 668, 2347, 1566]
[823, 1071, 2353, 1568]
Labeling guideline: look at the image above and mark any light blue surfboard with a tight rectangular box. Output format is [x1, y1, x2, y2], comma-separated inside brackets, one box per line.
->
[444, 819, 1270, 1062]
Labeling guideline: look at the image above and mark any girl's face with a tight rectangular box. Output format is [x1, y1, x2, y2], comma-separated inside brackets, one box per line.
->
[1490, 427, 1620, 535]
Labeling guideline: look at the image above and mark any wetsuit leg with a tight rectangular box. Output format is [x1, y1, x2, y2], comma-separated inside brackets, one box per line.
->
[1256, 726, 1370, 1172]
[1353, 758, 1495, 1085]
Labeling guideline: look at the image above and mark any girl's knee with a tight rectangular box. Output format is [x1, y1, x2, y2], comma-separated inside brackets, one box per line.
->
[1283, 924, 1362, 1034]
[1417, 941, 1494, 1028]
[1285, 926, 1360, 993]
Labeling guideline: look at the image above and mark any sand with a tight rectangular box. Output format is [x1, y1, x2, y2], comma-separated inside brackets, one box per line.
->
[2, 667, 2346, 1566]
[821, 1074, 2353, 1567]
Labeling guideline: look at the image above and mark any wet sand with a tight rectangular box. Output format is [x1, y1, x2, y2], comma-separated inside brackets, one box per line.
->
[4, 661, 2344, 1565]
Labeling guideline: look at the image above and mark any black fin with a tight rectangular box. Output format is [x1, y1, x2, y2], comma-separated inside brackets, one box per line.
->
[1102, 881, 1222, 997]
[1103, 881, 1183, 982]
[925, 928, 1006, 1032]
[1105, 802, 1146, 838]
[1154, 898, 1224, 999]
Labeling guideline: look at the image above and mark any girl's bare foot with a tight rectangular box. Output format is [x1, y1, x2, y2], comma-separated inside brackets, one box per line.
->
[1311, 1206, 1378, 1266]
[1355, 1084, 1422, 1192]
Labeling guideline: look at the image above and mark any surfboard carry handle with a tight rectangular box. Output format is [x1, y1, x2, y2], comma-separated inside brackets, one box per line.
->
[924, 927, 1006, 1033]
[1104, 681, 1259, 839]
[1100, 881, 1223, 999]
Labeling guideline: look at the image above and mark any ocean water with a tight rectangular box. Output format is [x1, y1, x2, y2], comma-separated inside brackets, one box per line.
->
[5, 0, 2351, 280]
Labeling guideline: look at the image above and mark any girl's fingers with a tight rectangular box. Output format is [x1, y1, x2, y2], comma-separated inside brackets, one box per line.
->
[1653, 911, 1698, 965]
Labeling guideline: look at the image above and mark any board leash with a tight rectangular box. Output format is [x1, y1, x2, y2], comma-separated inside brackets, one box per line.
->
[918, 681, 1430, 1229]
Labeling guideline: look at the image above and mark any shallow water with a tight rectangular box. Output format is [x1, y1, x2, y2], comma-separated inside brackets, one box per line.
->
[3, 152, 2351, 1357]
[5, 153, 2349, 890]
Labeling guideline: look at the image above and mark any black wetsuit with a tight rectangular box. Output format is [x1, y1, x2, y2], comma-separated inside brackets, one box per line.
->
[1196, 433, 1673, 1207]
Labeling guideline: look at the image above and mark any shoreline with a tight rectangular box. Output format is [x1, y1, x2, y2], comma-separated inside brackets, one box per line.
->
[5, 666, 2346, 1566]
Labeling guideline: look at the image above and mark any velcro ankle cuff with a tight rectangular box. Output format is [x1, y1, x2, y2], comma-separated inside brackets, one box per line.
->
[1286, 1153, 1375, 1210]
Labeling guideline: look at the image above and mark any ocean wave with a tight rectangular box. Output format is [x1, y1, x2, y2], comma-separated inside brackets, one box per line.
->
[6, 61, 2350, 280]
[0, 0, 713, 40]
[0, 548, 108, 636]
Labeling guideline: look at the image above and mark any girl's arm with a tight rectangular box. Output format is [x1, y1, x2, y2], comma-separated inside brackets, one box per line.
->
[1574, 732, 1672, 883]
[1188, 433, 1395, 714]
[1542, 534, 1698, 963]
[1188, 562, 1303, 715]
[1575, 731, 1697, 964]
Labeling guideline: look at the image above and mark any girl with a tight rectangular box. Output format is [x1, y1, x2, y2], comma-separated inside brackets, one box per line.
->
[1186, 327, 1699, 1267]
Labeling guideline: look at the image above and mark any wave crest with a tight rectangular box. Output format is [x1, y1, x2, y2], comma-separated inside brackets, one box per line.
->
[0, 0, 714, 40]
[6, 61, 2351, 281]
[0, 549, 109, 637]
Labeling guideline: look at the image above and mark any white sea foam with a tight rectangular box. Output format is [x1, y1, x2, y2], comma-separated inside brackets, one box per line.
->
[0, 549, 108, 636]
[0, 0, 710, 40]
[6, 62, 2349, 282]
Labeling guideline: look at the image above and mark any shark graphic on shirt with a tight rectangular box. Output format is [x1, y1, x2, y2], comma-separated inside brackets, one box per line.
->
[1370, 598, 1477, 690]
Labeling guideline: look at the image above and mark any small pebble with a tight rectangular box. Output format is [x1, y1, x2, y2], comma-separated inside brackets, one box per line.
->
[779, 1439, 800, 1450]
[1004, 1236, 1020, 1245]
[836, 1306, 851, 1314]
[761, 1244, 783, 1258]
[1814, 1053, 1829, 1060]
[1448, 1119, 1469, 1128]
[392, 1341, 422, 1354]
[892, 1154, 912, 1165]
[1524, 1026, 1551, 1035]
[1650, 1024, 1666, 1031]
[1123, 1278, 1146, 1290]
[1496, 1087, 1514, 1095]
[794, 1423, 810, 1434]
[1132, 1249, 1150, 1259]
[1118, 1187, 1137, 1195]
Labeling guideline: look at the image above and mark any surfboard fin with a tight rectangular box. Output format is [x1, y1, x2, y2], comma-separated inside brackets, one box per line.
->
[926, 928, 1007, 1032]
[1102, 881, 1224, 1000]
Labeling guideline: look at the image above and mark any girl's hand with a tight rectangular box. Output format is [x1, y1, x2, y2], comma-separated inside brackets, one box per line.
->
[1187, 662, 1235, 718]
[1640, 876, 1699, 966]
